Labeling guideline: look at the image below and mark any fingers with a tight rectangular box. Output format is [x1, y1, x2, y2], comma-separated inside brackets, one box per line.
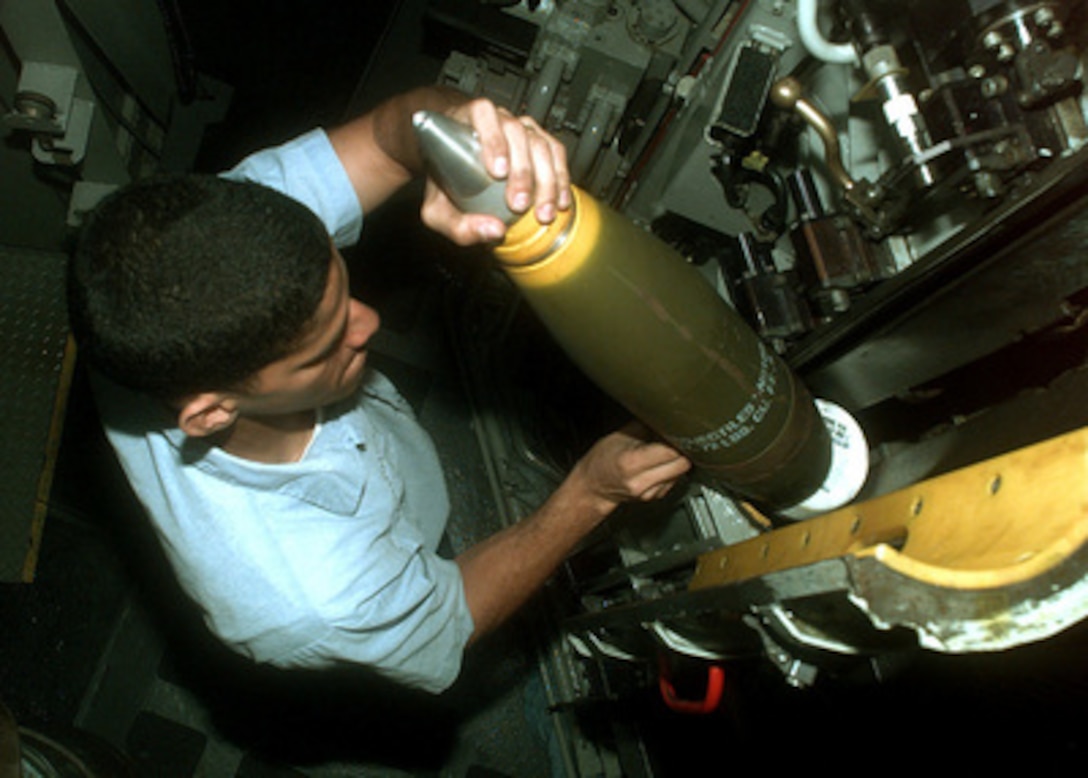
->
[505, 115, 570, 223]
[638, 480, 679, 502]
[421, 181, 507, 245]
[454, 98, 571, 225]
[580, 425, 692, 505]
[616, 441, 692, 501]
[458, 98, 507, 178]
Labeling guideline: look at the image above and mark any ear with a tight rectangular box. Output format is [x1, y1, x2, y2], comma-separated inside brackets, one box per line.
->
[176, 392, 240, 438]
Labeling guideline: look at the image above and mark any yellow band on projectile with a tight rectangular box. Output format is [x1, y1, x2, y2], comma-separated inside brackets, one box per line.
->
[494, 187, 601, 288]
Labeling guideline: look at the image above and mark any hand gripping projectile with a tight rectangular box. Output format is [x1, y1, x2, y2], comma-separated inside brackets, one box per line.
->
[412, 111, 868, 517]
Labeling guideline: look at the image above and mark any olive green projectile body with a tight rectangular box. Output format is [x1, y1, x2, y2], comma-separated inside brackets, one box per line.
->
[413, 111, 833, 509]
[495, 188, 830, 507]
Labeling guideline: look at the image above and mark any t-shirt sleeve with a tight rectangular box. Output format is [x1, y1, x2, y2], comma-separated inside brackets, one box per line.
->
[287, 553, 474, 694]
[271, 520, 475, 694]
[221, 128, 363, 248]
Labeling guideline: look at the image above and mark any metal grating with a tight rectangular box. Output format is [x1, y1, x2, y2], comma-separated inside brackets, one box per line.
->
[0, 246, 74, 582]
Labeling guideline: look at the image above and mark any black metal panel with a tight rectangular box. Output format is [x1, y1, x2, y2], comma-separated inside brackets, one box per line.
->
[790, 145, 1088, 413]
[0, 247, 73, 582]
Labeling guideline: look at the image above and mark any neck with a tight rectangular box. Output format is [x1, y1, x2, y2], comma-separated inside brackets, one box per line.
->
[219, 410, 317, 463]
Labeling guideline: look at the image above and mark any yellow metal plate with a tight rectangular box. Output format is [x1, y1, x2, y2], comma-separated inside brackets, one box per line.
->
[691, 425, 1088, 592]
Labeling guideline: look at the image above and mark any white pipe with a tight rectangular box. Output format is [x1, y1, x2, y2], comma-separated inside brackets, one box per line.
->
[797, 0, 859, 65]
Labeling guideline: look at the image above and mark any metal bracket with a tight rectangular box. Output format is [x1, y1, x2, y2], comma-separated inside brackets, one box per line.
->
[3, 61, 94, 165]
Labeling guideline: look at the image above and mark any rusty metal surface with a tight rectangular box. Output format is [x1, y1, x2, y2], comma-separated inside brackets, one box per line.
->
[0, 247, 73, 582]
[850, 541, 1088, 653]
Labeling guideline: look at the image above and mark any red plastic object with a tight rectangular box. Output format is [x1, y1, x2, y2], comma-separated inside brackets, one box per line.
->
[658, 662, 726, 714]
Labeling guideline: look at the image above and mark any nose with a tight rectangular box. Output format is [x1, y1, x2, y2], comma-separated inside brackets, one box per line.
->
[346, 299, 380, 350]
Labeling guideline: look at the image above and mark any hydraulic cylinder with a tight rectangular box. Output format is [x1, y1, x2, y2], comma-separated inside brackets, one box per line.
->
[413, 112, 867, 514]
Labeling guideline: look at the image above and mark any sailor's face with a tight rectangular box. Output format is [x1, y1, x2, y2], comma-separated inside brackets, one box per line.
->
[238, 249, 380, 414]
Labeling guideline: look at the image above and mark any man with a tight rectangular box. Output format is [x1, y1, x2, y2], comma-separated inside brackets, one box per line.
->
[67, 87, 691, 693]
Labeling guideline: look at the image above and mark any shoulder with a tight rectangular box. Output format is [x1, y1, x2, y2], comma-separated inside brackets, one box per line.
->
[221, 129, 363, 247]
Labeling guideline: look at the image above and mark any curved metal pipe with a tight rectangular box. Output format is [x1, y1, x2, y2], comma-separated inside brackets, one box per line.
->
[770, 77, 856, 192]
[796, 0, 859, 65]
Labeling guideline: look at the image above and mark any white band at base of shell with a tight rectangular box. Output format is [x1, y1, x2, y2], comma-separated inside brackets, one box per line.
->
[779, 399, 869, 520]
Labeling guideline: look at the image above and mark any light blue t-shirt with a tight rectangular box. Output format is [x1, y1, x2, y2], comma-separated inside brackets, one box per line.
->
[96, 129, 474, 692]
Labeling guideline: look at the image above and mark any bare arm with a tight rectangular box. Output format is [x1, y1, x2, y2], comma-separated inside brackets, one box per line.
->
[327, 87, 570, 245]
[327, 86, 463, 213]
[456, 424, 691, 642]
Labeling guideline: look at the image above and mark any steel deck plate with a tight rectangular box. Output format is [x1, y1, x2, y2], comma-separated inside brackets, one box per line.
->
[0, 246, 73, 582]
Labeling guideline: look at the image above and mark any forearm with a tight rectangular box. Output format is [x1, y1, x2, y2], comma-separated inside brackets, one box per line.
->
[456, 464, 618, 642]
[456, 424, 691, 642]
[328, 85, 467, 213]
[370, 85, 467, 174]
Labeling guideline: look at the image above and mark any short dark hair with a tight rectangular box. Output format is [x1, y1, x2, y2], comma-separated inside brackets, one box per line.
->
[67, 175, 331, 401]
